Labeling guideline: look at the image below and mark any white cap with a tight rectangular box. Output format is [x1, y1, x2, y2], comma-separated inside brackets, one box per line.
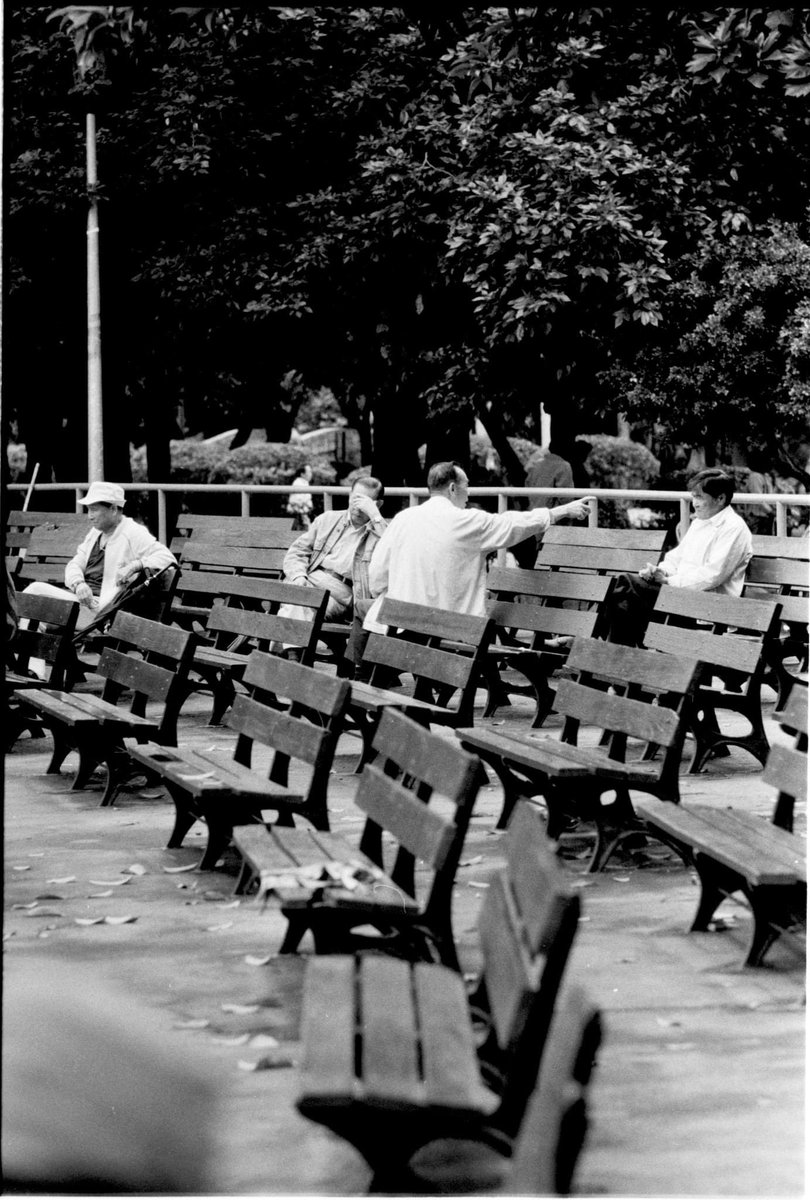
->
[78, 482, 126, 507]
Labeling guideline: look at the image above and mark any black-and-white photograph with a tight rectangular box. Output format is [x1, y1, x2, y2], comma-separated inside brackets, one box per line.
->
[3, 7, 808, 1197]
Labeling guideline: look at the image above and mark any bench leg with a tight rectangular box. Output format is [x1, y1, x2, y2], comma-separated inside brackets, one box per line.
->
[481, 658, 513, 719]
[99, 747, 134, 807]
[586, 790, 645, 873]
[165, 784, 197, 849]
[45, 726, 75, 775]
[278, 908, 312, 954]
[744, 885, 802, 968]
[208, 674, 236, 727]
[690, 859, 736, 933]
[198, 823, 232, 871]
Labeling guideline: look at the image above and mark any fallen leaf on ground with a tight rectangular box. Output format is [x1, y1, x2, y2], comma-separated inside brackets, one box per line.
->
[221, 1003, 260, 1015]
[75, 917, 105, 926]
[12, 865, 31, 872]
[35, 893, 64, 901]
[13, 902, 40, 910]
[467, 880, 490, 889]
[89, 878, 130, 887]
[249, 1033, 279, 1049]
[212, 1033, 251, 1046]
[47, 876, 77, 884]
[173, 1018, 210, 1030]
[163, 863, 198, 874]
[207, 922, 234, 932]
[460, 855, 484, 867]
[244, 954, 275, 967]
[656, 1017, 682, 1028]
[27, 852, 46, 858]
[25, 908, 63, 918]
[89, 890, 114, 898]
[611, 875, 631, 883]
[124, 864, 147, 876]
[665, 1043, 697, 1052]
[105, 915, 137, 925]
[218, 900, 241, 909]
[137, 788, 165, 799]
[237, 1055, 294, 1072]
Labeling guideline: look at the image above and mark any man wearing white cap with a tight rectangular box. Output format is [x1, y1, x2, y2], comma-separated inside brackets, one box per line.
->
[23, 482, 176, 630]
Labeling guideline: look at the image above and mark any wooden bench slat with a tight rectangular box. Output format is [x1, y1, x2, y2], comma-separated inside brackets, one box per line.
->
[361, 956, 424, 1104]
[299, 957, 358, 1101]
[413, 963, 493, 1109]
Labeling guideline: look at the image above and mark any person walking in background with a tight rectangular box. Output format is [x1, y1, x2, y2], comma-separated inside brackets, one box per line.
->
[605, 468, 753, 646]
[364, 461, 592, 628]
[287, 463, 314, 530]
[525, 440, 575, 510]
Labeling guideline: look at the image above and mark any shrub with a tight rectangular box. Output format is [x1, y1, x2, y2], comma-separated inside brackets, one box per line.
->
[578, 435, 661, 528]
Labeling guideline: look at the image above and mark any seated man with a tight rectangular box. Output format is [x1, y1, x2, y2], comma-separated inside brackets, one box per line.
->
[280, 476, 386, 659]
[606, 467, 753, 646]
[23, 482, 177, 631]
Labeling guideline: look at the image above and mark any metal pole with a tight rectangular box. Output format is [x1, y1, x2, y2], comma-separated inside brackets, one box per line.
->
[86, 112, 104, 480]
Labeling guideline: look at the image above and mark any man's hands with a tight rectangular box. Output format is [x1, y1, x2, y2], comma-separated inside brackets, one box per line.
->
[74, 582, 97, 609]
[555, 497, 595, 523]
[639, 562, 666, 584]
[350, 493, 380, 524]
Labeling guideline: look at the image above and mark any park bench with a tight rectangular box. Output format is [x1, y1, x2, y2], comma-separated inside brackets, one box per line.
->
[533, 526, 669, 576]
[5, 509, 86, 570]
[346, 597, 494, 767]
[180, 580, 329, 725]
[128, 651, 351, 869]
[176, 539, 290, 579]
[457, 637, 700, 870]
[170, 513, 296, 557]
[405, 984, 602, 1196]
[642, 588, 782, 772]
[13, 524, 86, 590]
[13, 611, 197, 806]
[743, 541, 808, 706]
[294, 802, 581, 1189]
[636, 684, 807, 966]
[233, 707, 484, 968]
[170, 556, 307, 629]
[481, 566, 614, 726]
[6, 592, 80, 750]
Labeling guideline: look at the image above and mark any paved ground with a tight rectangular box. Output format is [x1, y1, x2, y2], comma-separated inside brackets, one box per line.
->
[3, 673, 805, 1197]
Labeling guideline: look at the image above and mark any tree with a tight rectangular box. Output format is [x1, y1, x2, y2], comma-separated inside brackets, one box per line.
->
[8, 7, 810, 486]
[599, 218, 810, 467]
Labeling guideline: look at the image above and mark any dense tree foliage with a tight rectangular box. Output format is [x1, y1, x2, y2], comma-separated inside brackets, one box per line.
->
[5, 7, 810, 484]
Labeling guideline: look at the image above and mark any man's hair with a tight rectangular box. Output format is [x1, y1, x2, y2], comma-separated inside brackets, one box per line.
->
[352, 475, 384, 502]
[688, 468, 734, 506]
[427, 462, 464, 493]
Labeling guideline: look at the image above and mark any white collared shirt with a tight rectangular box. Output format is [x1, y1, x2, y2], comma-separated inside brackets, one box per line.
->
[660, 505, 752, 594]
[364, 494, 553, 627]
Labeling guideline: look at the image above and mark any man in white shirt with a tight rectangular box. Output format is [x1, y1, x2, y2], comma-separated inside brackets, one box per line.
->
[365, 461, 592, 628]
[606, 468, 753, 645]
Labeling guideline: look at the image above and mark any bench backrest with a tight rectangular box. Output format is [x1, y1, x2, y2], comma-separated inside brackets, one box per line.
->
[6, 511, 86, 558]
[15, 526, 87, 588]
[644, 589, 782, 679]
[362, 598, 494, 724]
[98, 611, 198, 744]
[486, 566, 614, 643]
[353, 709, 483, 925]
[508, 985, 602, 1196]
[534, 527, 667, 576]
[476, 802, 580, 1138]
[177, 541, 290, 576]
[172, 568, 316, 627]
[9, 592, 79, 689]
[226, 650, 350, 826]
[768, 686, 808, 830]
[743, 558, 809, 629]
[751, 535, 810, 561]
[558, 637, 700, 757]
[203, 585, 328, 664]
[170, 514, 296, 556]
